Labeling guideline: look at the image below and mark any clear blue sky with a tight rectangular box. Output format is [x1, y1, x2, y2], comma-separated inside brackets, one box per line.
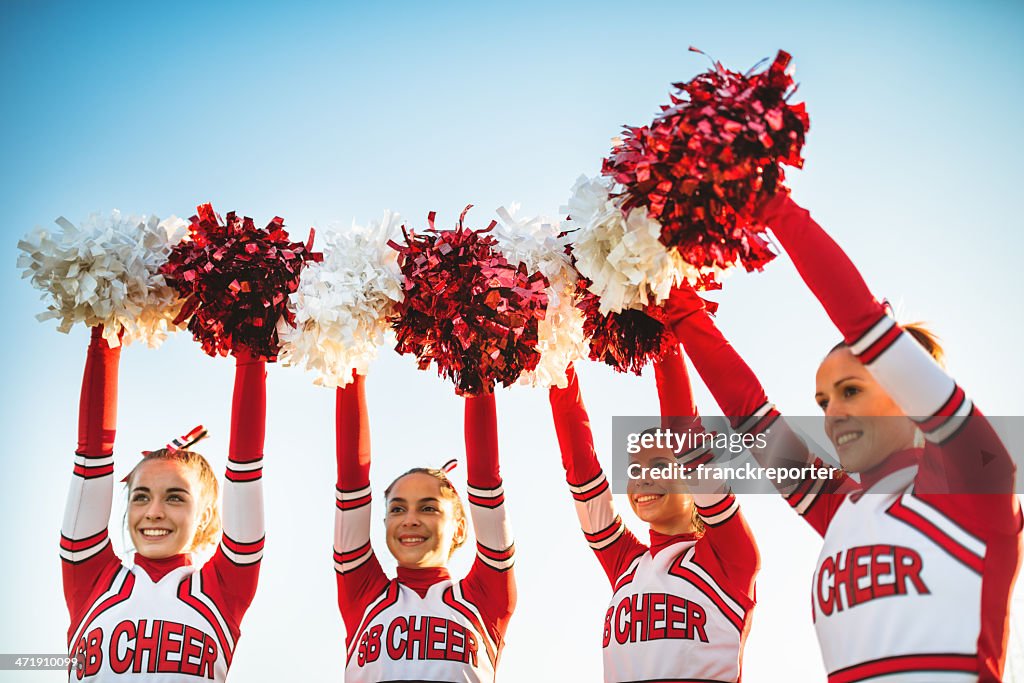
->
[2, 1, 1023, 681]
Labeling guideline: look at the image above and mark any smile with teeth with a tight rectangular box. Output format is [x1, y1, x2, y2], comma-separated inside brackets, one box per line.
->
[399, 536, 426, 545]
[140, 529, 171, 538]
[835, 432, 863, 447]
[634, 494, 663, 505]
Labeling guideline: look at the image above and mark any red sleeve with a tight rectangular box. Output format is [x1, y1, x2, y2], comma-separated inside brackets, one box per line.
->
[653, 345, 696, 420]
[653, 346, 714, 468]
[333, 374, 389, 641]
[761, 194, 1018, 528]
[62, 326, 122, 623]
[549, 366, 648, 586]
[652, 347, 760, 600]
[203, 351, 267, 631]
[664, 289, 855, 535]
[692, 496, 760, 609]
[460, 392, 516, 646]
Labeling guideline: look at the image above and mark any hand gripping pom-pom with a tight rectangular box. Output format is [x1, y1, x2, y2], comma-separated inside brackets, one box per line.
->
[17, 211, 189, 348]
[389, 206, 549, 396]
[491, 205, 587, 389]
[602, 49, 806, 276]
[160, 203, 322, 360]
[277, 211, 404, 386]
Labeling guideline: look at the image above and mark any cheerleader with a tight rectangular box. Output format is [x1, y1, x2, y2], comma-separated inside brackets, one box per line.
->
[548, 349, 759, 683]
[665, 193, 1021, 683]
[62, 326, 267, 681]
[332, 374, 516, 682]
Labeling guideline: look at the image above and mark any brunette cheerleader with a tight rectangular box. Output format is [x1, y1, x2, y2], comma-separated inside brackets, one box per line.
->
[333, 375, 516, 682]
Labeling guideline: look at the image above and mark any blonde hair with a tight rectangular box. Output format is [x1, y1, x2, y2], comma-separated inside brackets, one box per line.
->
[125, 449, 222, 553]
[830, 320, 946, 368]
[902, 321, 946, 367]
[690, 501, 706, 537]
[384, 468, 467, 557]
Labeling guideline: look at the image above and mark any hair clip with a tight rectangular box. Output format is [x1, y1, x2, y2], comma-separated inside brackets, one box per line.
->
[126, 425, 209, 482]
[139, 425, 209, 457]
[881, 298, 894, 318]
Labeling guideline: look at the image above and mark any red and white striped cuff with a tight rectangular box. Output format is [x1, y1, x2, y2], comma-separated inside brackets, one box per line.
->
[225, 457, 263, 483]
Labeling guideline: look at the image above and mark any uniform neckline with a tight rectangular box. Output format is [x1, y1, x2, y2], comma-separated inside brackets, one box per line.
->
[649, 528, 699, 557]
[134, 553, 192, 582]
[859, 448, 921, 491]
[396, 565, 452, 598]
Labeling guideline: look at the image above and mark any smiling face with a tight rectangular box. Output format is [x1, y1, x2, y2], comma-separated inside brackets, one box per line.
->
[127, 459, 210, 559]
[625, 448, 694, 536]
[815, 347, 917, 473]
[384, 472, 467, 569]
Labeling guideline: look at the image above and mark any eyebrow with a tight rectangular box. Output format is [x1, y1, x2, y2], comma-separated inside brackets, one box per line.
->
[130, 486, 191, 495]
[388, 497, 441, 504]
[815, 376, 860, 397]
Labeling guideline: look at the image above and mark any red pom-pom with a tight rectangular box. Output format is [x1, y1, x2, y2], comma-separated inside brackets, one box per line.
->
[602, 49, 807, 275]
[388, 206, 549, 396]
[575, 279, 677, 375]
[161, 203, 321, 360]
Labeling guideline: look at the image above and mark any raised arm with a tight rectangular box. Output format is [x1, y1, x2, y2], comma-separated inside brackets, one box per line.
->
[461, 392, 516, 648]
[549, 366, 648, 585]
[202, 350, 267, 633]
[654, 348, 759, 601]
[759, 194, 1017, 527]
[664, 286, 854, 535]
[62, 326, 122, 624]
[333, 374, 388, 641]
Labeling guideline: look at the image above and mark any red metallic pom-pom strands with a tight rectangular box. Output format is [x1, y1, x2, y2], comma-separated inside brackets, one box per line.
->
[388, 206, 549, 396]
[575, 278, 676, 375]
[602, 48, 808, 276]
[160, 203, 321, 360]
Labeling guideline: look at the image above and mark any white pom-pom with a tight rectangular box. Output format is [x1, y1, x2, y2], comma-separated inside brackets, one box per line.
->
[563, 175, 726, 315]
[491, 204, 588, 389]
[561, 174, 689, 315]
[277, 211, 404, 387]
[17, 211, 188, 348]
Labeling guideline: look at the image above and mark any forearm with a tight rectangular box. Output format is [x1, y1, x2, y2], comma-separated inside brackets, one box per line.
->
[62, 327, 121, 611]
[334, 375, 373, 572]
[668, 306, 774, 430]
[220, 352, 266, 566]
[464, 393, 514, 571]
[758, 193, 884, 342]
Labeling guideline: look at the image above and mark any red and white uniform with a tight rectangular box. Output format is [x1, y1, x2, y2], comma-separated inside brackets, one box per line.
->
[61, 330, 266, 681]
[333, 377, 516, 682]
[669, 194, 1022, 683]
[549, 352, 759, 683]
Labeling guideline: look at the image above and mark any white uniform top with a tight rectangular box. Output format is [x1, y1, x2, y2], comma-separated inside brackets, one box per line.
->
[603, 535, 751, 683]
[69, 562, 233, 681]
[812, 465, 986, 683]
[344, 575, 500, 683]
